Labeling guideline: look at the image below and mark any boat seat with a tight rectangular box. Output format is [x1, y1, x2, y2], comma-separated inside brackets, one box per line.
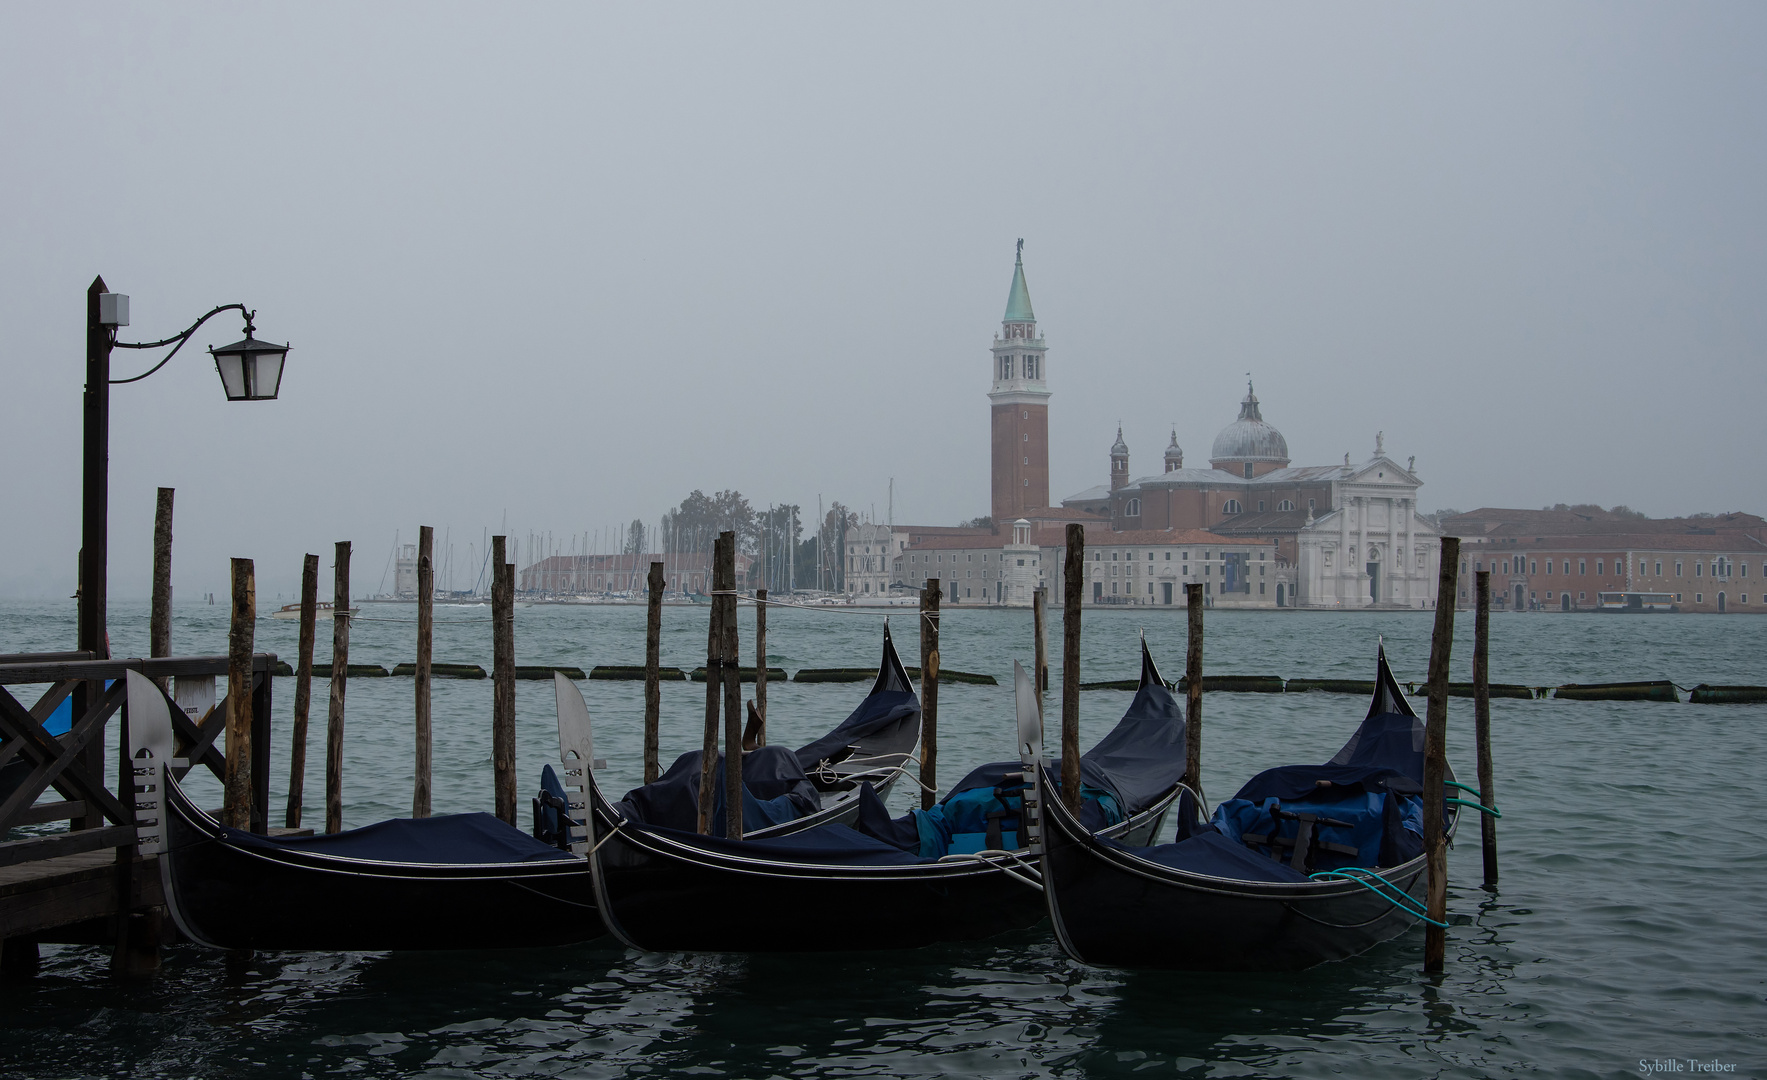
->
[1242, 805, 1361, 872]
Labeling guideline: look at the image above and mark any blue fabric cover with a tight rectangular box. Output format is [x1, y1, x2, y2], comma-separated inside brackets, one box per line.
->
[633, 819, 929, 866]
[1212, 793, 1387, 871]
[219, 811, 578, 864]
[1328, 712, 1426, 780]
[615, 744, 820, 834]
[1232, 763, 1421, 803]
[1112, 830, 1309, 883]
[792, 689, 920, 773]
[898, 778, 1122, 858]
[849, 781, 920, 850]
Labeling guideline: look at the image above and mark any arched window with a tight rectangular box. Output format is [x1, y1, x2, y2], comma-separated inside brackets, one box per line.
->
[1126, 498, 1141, 516]
[1278, 499, 1295, 511]
[1223, 500, 1242, 515]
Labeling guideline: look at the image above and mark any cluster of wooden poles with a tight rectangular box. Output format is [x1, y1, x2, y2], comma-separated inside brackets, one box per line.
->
[180, 504, 1495, 974]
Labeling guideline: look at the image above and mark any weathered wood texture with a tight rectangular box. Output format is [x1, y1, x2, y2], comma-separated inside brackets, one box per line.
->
[720, 535, 743, 840]
[920, 578, 941, 811]
[325, 541, 350, 835]
[1061, 524, 1084, 815]
[491, 539, 517, 825]
[1423, 536, 1460, 972]
[287, 553, 318, 829]
[149, 487, 174, 689]
[1474, 569, 1498, 887]
[645, 561, 664, 784]
[754, 588, 768, 747]
[696, 536, 726, 834]
[224, 558, 255, 831]
[414, 525, 434, 819]
[1185, 582, 1204, 798]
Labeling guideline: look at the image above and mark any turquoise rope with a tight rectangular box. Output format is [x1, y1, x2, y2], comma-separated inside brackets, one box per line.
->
[1445, 796, 1502, 819]
[1444, 779, 1480, 796]
[1309, 868, 1450, 929]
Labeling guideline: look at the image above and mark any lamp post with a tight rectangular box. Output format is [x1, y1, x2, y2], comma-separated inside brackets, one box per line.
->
[79, 275, 289, 659]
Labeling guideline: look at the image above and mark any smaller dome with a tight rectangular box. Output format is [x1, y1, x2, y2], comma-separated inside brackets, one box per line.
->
[1110, 425, 1129, 458]
[1210, 382, 1289, 465]
[1164, 430, 1184, 467]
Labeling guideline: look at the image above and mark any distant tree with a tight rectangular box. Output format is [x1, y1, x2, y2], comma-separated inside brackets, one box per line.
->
[624, 519, 646, 554]
[1607, 505, 1649, 519]
[661, 489, 758, 554]
[959, 515, 994, 530]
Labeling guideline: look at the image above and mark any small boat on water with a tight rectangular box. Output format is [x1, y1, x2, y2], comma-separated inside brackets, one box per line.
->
[269, 602, 358, 621]
[578, 639, 1186, 953]
[1035, 646, 1462, 972]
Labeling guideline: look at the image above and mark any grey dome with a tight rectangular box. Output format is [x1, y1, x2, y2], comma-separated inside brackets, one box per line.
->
[1110, 425, 1129, 457]
[1209, 384, 1289, 464]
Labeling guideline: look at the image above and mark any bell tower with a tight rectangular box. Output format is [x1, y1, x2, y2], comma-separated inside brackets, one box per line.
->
[989, 240, 1051, 524]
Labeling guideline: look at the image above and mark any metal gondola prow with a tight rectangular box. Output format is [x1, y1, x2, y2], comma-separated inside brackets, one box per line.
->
[551, 673, 600, 854]
[1014, 661, 1044, 853]
[124, 670, 186, 857]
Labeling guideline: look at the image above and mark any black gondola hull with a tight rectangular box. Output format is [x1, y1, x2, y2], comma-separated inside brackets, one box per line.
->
[161, 783, 603, 952]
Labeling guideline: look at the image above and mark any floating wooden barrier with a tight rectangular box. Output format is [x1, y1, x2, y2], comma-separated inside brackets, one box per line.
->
[791, 666, 997, 686]
[1078, 678, 1146, 691]
[311, 663, 388, 678]
[513, 665, 585, 680]
[1287, 678, 1375, 695]
[272, 660, 295, 676]
[1177, 674, 1285, 694]
[692, 666, 788, 683]
[390, 662, 487, 679]
[793, 667, 874, 683]
[594, 664, 686, 681]
[1406, 682, 1535, 700]
[1551, 680, 1678, 702]
[1688, 684, 1767, 704]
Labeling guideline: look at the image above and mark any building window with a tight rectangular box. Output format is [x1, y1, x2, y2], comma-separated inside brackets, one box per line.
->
[1675, 562, 1682, 576]
[1023, 456, 1029, 465]
[1579, 592, 1587, 600]
[1657, 561, 1663, 576]
[1597, 559, 1604, 575]
[1530, 561, 1537, 574]
[1164, 552, 1171, 560]
[999, 357, 1011, 380]
[1148, 552, 1154, 560]
[1258, 501, 1266, 512]
[1696, 593, 1703, 603]
[1579, 560, 1586, 575]
[1223, 500, 1242, 515]
[1547, 591, 1554, 599]
[1278, 500, 1294, 511]
[1308, 499, 1316, 510]
[1696, 562, 1703, 577]
[1126, 499, 1141, 516]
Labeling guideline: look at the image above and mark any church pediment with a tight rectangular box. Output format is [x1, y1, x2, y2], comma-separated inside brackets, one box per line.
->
[1343, 456, 1419, 488]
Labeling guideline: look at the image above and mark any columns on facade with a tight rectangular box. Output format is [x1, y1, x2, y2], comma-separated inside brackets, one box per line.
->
[1388, 496, 1399, 608]
[1338, 498, 1352, 605]
[1404, 498, 1416, 607]
[1356, 496, 1369, 607]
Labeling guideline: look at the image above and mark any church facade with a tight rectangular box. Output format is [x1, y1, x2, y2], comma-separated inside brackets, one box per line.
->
[1063, 388, 1443, 608]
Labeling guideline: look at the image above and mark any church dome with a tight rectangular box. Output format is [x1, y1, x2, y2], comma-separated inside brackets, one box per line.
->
[1209, 383, 1289, 465]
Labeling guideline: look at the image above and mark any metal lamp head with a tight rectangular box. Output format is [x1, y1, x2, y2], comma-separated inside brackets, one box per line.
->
[209, 311, 288, 401]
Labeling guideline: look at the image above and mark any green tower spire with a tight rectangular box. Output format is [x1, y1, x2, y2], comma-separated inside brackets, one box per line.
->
[1003, 238, 1035, 324]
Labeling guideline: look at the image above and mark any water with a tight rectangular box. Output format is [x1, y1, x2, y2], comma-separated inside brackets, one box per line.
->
[2, 599, 1763, 1078]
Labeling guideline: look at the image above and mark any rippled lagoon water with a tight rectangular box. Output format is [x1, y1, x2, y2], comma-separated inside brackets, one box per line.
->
[2, 598, 1763, 1078]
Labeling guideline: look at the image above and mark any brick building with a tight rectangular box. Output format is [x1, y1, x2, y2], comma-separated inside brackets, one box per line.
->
[1442, 509, 1766, 613]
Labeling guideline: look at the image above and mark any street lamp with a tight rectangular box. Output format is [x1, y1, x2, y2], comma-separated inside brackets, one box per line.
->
[79, 275, 290, 659]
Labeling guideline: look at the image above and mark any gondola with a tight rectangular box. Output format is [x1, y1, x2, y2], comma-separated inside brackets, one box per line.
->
[141, 629, 922, 952]
[1035, 646, 1460, 971]
[580, 639, 1188, 953]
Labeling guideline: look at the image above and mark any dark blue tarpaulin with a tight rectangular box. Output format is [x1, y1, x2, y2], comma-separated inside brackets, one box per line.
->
[1111, 829, 1309, 883]
[218, 812, 578, 864]
[634, 818, 929, 866]
[615, 745, 821, 834]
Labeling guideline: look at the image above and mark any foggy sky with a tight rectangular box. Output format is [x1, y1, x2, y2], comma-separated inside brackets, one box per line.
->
[3, 3, 1763, 600]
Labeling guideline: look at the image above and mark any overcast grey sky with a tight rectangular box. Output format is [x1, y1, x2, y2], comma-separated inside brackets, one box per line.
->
[3, 3, 1763, 599]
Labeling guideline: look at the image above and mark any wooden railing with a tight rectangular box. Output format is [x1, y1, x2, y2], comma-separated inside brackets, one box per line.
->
[0, 650, 276, 870]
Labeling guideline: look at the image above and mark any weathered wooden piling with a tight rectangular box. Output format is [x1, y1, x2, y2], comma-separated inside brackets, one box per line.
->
[225, 558, 256, 830]
[1185, 582, 1204, 798]
[149, 487, 173, 690]
[697, 535, 728, 834]
[754, 588, 768, 747]
[1423, 536, 1460, 972]
[491, 537, 517, 826]
[1061, 524, 1084, 815]
[1032, 586, 1048, 722]
[720, 536, 743, 840]
[325, 541, 350, 834]
[413, 525, 434, 819]
[286, 553, 319, 828]
[1474, 569, 1498, 887]
[919, 578, 941, 811]
[644, 560, 664, 784]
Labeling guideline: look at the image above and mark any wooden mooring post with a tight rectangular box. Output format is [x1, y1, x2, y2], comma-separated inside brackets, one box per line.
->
[413, 525, 434, 819]
[491, 536, 517, 825]
[1185, 582, 1204, 798]
[1423, 536, 1460, 973]
[697, 535, 728, 834]
[919, 578, 941, 811]
[1061, 524, 1084, 815]
[753, 588, 768, 747]
[1475, 569, 1499, 887]
[325, 541, 350, 834]
[149, 487, 173, 690]
[286, 553, 318, 828]
[644, 561, 664, 784]
[1032, 587, 1048, 724]
[224, 559, 255, 831]
[721, 537, 743, 840]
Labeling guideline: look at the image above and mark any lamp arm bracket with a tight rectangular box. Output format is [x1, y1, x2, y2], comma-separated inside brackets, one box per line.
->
[109, 303, 251, 385]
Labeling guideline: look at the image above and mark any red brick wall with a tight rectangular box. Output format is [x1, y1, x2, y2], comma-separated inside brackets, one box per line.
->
[992, 403, 1049, 522]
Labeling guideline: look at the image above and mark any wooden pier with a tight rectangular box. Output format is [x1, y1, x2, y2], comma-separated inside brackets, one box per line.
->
[0, 649, 292, 974]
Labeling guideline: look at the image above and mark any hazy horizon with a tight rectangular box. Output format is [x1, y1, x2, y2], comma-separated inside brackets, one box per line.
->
[4, 3, 1763, 600]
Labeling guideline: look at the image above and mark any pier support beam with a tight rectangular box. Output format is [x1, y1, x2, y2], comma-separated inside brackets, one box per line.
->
[1423, 536, 1460, 973]
[644, 561, 664, 784]
[326, 541, 351, 834]
[1061, 524, 1084, 816]
[1475, 569, 1498, 887]
[920, 578, 941, 811]
[1185, 582, 1204, 799]
[287, 554, 318, 829]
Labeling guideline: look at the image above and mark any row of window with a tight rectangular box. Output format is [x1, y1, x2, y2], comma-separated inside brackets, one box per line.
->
[996, 354, 1042, 380]
[1463, 556, 1758, 579]
[1124, 497, 1316, 518]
